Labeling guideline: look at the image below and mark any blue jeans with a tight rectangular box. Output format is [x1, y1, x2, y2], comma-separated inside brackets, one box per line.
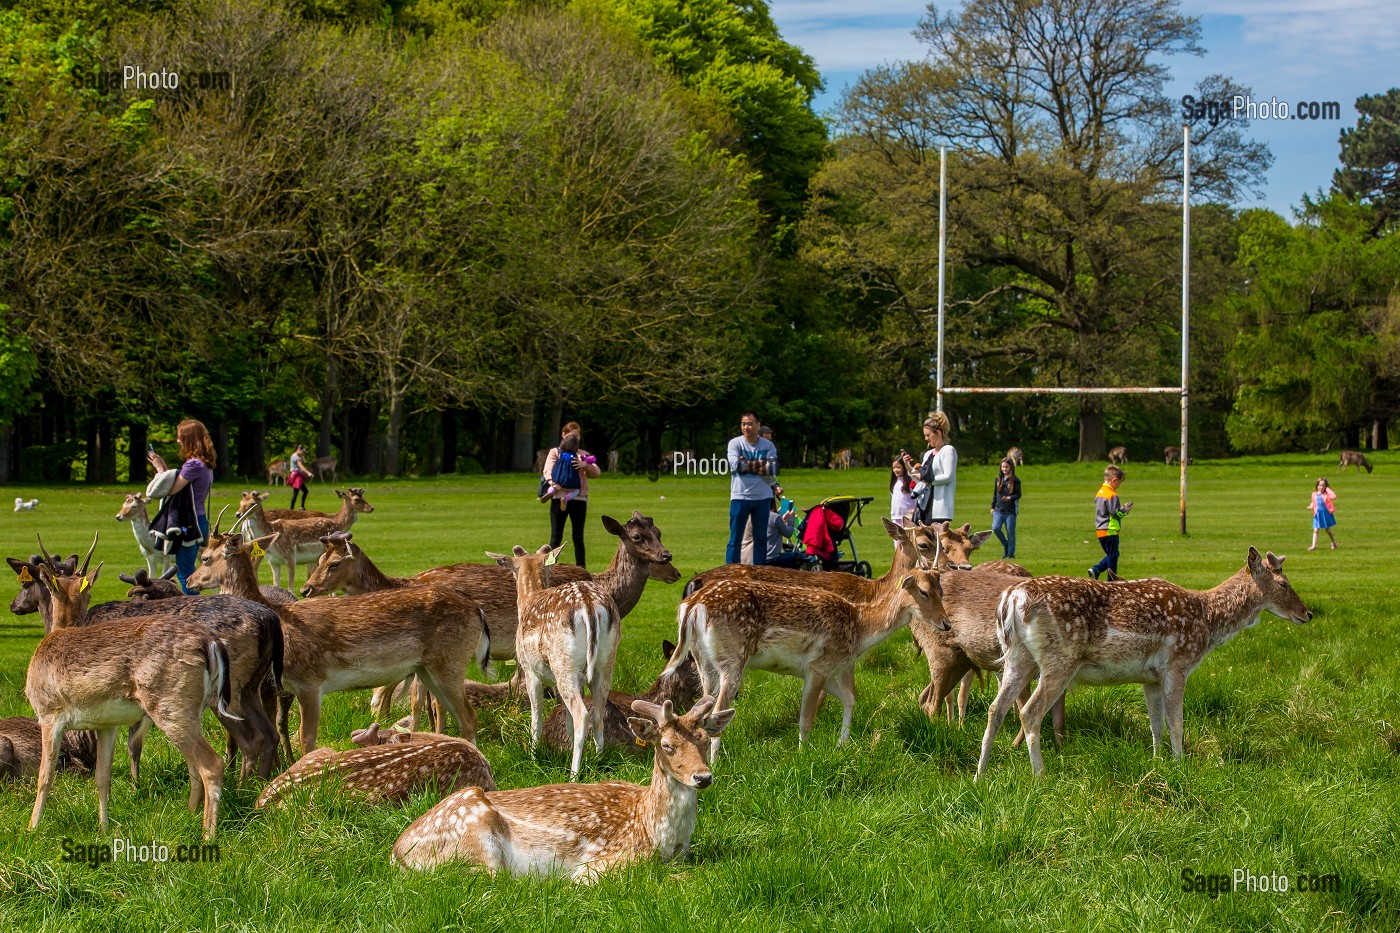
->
[992, 510, 1017, 558]
[727, 498, 769, 565]
[1091, 534, 1120, 578]
[176, 515, 211, 595]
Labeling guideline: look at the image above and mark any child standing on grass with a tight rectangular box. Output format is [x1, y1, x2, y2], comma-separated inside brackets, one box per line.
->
[1089, 464, 1133, 580]
[890, 457, 918, 524]
[1307, 477, 1338, 550]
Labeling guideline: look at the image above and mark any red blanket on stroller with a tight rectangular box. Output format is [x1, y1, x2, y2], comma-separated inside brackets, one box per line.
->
[800, 504, 846, 562]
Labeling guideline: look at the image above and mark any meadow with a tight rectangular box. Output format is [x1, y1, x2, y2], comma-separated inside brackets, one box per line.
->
[0, 454, 1396, 931]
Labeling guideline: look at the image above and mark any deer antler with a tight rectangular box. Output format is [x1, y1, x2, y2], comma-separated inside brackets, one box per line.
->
[78, 531, 99, 576]
[213, 504, 231, 536]
[35, 534, 61, 578]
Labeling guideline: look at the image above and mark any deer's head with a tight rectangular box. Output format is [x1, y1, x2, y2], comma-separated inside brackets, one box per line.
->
[652, 639, 702, 710]
[900, 568, 949, 630]
[1246, 547, 1312, 625]
[238, 490, 270, 517]
[189, 528, 278, 592]
[486, 544, 564, 593]
[601, 511, 679, 583]
[33, 533, 101, 631]
[301, 532, 359, 597]
[915, 521, 993, 571]
[628, 696, 735, 789]
[8, 553, 72, 615]
[115, 493, 148, 522]
[336, 488, 374, 513]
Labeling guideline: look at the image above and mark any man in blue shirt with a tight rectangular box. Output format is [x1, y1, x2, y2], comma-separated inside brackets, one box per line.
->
[726, 412, 779, 564]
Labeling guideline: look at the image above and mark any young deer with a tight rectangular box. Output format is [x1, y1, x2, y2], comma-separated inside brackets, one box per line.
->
[542, 640, 702, 752]
[977, 547, 1313, 777]
[487, 545, 620, 778]
[667, 568, 947, 748]
[255, 734, 494, 809]
[115, 493, 173, 578]
[236, 488, 374, 591]
[392, 697, 735, 880]
[187, 528, 484, 756]
[26, 552, 239, 838]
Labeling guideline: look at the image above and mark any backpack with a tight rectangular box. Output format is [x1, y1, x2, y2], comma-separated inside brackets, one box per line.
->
[551, 451, 582, 490]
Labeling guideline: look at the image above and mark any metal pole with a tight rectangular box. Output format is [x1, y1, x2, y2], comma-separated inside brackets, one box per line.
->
[1180, 125, 1190, 536]
[936, 145, 947, 413]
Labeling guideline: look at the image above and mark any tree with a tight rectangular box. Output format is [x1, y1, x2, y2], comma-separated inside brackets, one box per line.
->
[1335, 89, 1400, 233]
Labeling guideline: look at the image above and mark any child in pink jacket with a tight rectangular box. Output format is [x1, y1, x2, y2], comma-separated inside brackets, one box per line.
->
[1307, 477, 1338, 551]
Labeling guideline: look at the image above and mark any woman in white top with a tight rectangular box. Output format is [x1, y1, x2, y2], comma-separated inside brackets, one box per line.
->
[903, 411, 957, 524]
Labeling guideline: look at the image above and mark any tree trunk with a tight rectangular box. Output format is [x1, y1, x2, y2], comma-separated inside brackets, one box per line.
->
[340, 406, 354, 475]
[0, 424, 11, 484]
[548, 391, 564, 447]
[512, 398, 535, 471]
[85, 417, 99, 483]
[319, 356, 337, 459]
[97, 418, 117, 483]
[213, 419, 232, 480]
[385, 392, 404, 477]
[1373, 418, 1388, 451]
[237, 417, 266, 480]
[426, 410, 443, 476]
[128, 423, 148, 484]
[1077, 398, 1106, 462]
[441, 409, 458, 474]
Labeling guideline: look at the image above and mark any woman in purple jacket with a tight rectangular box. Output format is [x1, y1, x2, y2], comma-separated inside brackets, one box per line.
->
[147, 419, 216, 594]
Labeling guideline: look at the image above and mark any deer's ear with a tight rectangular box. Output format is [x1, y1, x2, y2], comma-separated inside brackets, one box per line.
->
[1265, 551, 1284, 571]
[601, 515, 624, 536]
[1246, 546, 1263, 571]
[662, 639, 677, 659]
[703, 707, 736, 735]
[484, 551, 511, 569]
[882, 517, 904, 540]
[969, 530, 995, 548]
[6, 557, 28, 576]
[545, 545, 565, 566]
[627, 717, 658, 744]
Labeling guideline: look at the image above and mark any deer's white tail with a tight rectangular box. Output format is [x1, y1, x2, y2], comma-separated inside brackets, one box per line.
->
[474, 608, 492, 678]
[994, 586, 1031, 666]
[663, 600, 702, 677]
[579, 604, 610, 684]
[205, 640, 241, 721]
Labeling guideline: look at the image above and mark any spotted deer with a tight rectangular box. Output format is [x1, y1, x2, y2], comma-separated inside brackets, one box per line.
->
[255, 734, 494, 809]
[25, 549, 240, 838]
[392, 696, 734, 880]
[267, 459, 289, 485]
[1, 716, 95, 780]
[235, 488, 374, 591]
[977, 548, 1313, 777]
[1005, 446, 1024, 466]
[187, 527, 484, 756]
[543, 640, 702, 753]
[115, 493, 173, 578]
[1108, 446, 1129, 465]
[1338, 450, 1373, 474]
[667, 568, 947, 748]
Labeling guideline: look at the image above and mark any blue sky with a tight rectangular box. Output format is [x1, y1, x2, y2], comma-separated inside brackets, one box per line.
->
[767, 1, 1397, 219]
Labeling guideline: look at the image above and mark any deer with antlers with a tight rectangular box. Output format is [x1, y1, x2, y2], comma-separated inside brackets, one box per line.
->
[392, 696, 735, 880]
[235, 488, 374, 592]
[976, 548, 1313, 777]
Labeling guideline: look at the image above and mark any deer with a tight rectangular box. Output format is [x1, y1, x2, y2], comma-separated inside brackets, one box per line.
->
[976, 547, 1313, 777]
[1108, 446, 1129, 465]
[486, 545, 620, 778]
[1164, 446, 1194, 466]
[186, 524, 484, 757]
[542, 640, 702, 753]
[255, 733, 494, 809]
[8, 552, 77, 619]
[25, 548, 241, 838]
[310, 455, 337, 483]
[1005, 446, 1025, 466]
[829, 448, 854, 470]
[1338, 450, 1373, 474]
[235, 488, 374, 591]
[267, 459, 289, 485]
[2, 716, 96, 780]
[392, 696, 735, 880]
[666, 568, 947, 749]
[115, 493, 173, 578]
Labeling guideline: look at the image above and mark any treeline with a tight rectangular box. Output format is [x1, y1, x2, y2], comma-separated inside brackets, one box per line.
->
[1, 0, 1397, 484]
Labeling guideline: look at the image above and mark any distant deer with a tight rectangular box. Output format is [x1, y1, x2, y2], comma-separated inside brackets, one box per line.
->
[829, 448, 854, 470]
[1164, 446, 1193, 466]
[542, 640, 702, 752]
[1338, 450, 1373, 474]
[1005, 447, 1024, 466]
[115, 492, 173, 578]
[236, 488, 374, 591]
[607, 449, 620, 473]
[1108, 446, 1128, 465]
[310, 455, 337, 483]
[976, 548, 1312, 777]
[392, 697, 735, 880]
[487, 545, 620, 778]
[256, 734, 493, 809]
[667, 568, 947, 748]
[267, 459, 289, 485]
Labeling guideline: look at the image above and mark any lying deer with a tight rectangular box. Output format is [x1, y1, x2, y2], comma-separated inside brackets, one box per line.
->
[392, 697, 734, 880]
[667, 568, 947, 748]
[26, 550, 239, 838]
[236, 488, 374, 591]
[115, 493, 173, 578]
[2, 716, 95, 780]
[256, 733, 494, 809]
[542, 640, 702, 752]
[187, 527, 483, 756]
[488, 545, 620, 778]
[977, 547, 1313, 777]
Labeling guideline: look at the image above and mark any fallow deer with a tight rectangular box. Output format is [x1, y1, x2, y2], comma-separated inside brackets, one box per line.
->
[187, 527, 484, 756]
[1108, 446, 1129, 465]
[542, 640, 702, 753]
[487, 545, 620, 778]
[26, 550, 240, 838]
[667, 568, 947, 748]
[391, 697, 735, 880]
[976, 547, 1313, 777]
[236, 488, 374, 591]
[1, 716, 95, 780]
[1338, 450, 1373, 474]
[255, 734, 494, 809]
[267, 459, 289, 485]
[310, 455, 337, 483]
[1164, 446, 1193, 466]
[1005, 447, 1025, 466]
[115, 492, 173, 578]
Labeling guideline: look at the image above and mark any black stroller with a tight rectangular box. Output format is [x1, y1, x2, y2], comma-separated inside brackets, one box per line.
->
[796, 495, 876, 577]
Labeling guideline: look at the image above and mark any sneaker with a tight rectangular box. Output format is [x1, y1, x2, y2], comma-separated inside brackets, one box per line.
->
[1087, 567, 1100, 580]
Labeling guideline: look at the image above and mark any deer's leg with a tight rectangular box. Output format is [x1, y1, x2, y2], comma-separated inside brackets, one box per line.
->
[1143, 681, 1166, 757]
[94, 727, 118, 830]
[1017, 660, 1075, 776]
[708, 662, 745, 757]
[592, 618, 620, 754]
[524, 668, 547, 751]
[29, 719, 65, 831]
[277, 692, 295, 762]
[555, 674, 590, 779]
[171, 728, 224, 840]
[1051, 694, 1066, 749]
[296, 689, 323, 755]
[418, 665, 476, 745]
[977, 647, 1034, 778]
[1164, 672, 1187, 759]
[371, 682, 397, 721]
[825, 666, 858, 745]
[956, 672, 976, 726]
[923, 649, 972, 721]
[797, 670, 826, 746]
[127, 716, 152, 785]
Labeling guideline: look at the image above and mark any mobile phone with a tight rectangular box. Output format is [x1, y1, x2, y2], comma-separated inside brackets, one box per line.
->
[147, 443, 155, 453]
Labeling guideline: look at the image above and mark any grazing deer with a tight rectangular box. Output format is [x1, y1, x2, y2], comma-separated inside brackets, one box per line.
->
[187, 527, 484, 756]
[667, 568, 947, 747]
[392, 697, 734, 879]
[1164, 446, 1194, 466]
[115, 492, 174, 578]
[236, 488, 374, 591]
[255, 735, 494, 809]
[976, 548, 1312, 777]
[2, 716, 95, 780]
[829, 448, 854, 470]
[267, 459, 289, 485]
[310, 455, 337, 483]
[1338, 450, 1373, 474]
[25, 549, 240, 838]
[1108, 446, 1129, 465]
[607, 449, 620, 473]
[1005, 447, 1024, 466]
[543, 640, 702, 752]
[487, 545, 620, 778]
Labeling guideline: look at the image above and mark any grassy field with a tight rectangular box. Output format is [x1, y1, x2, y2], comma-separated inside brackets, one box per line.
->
[1, 455, 1397, 931]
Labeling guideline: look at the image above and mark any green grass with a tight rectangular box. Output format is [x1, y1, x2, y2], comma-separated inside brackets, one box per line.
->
[1, 455, 1397, 931]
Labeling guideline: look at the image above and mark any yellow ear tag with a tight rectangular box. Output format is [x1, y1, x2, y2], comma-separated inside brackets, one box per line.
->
[18, 566, 32, 584]
[250, 542, 266, 559]
[635, 737, 648, 748]
[545, 550, 559, 567]
[80, 577, 91, 593]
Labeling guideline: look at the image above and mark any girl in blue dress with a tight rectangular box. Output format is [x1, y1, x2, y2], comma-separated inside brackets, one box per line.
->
[1307, 477, 1338, 551]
